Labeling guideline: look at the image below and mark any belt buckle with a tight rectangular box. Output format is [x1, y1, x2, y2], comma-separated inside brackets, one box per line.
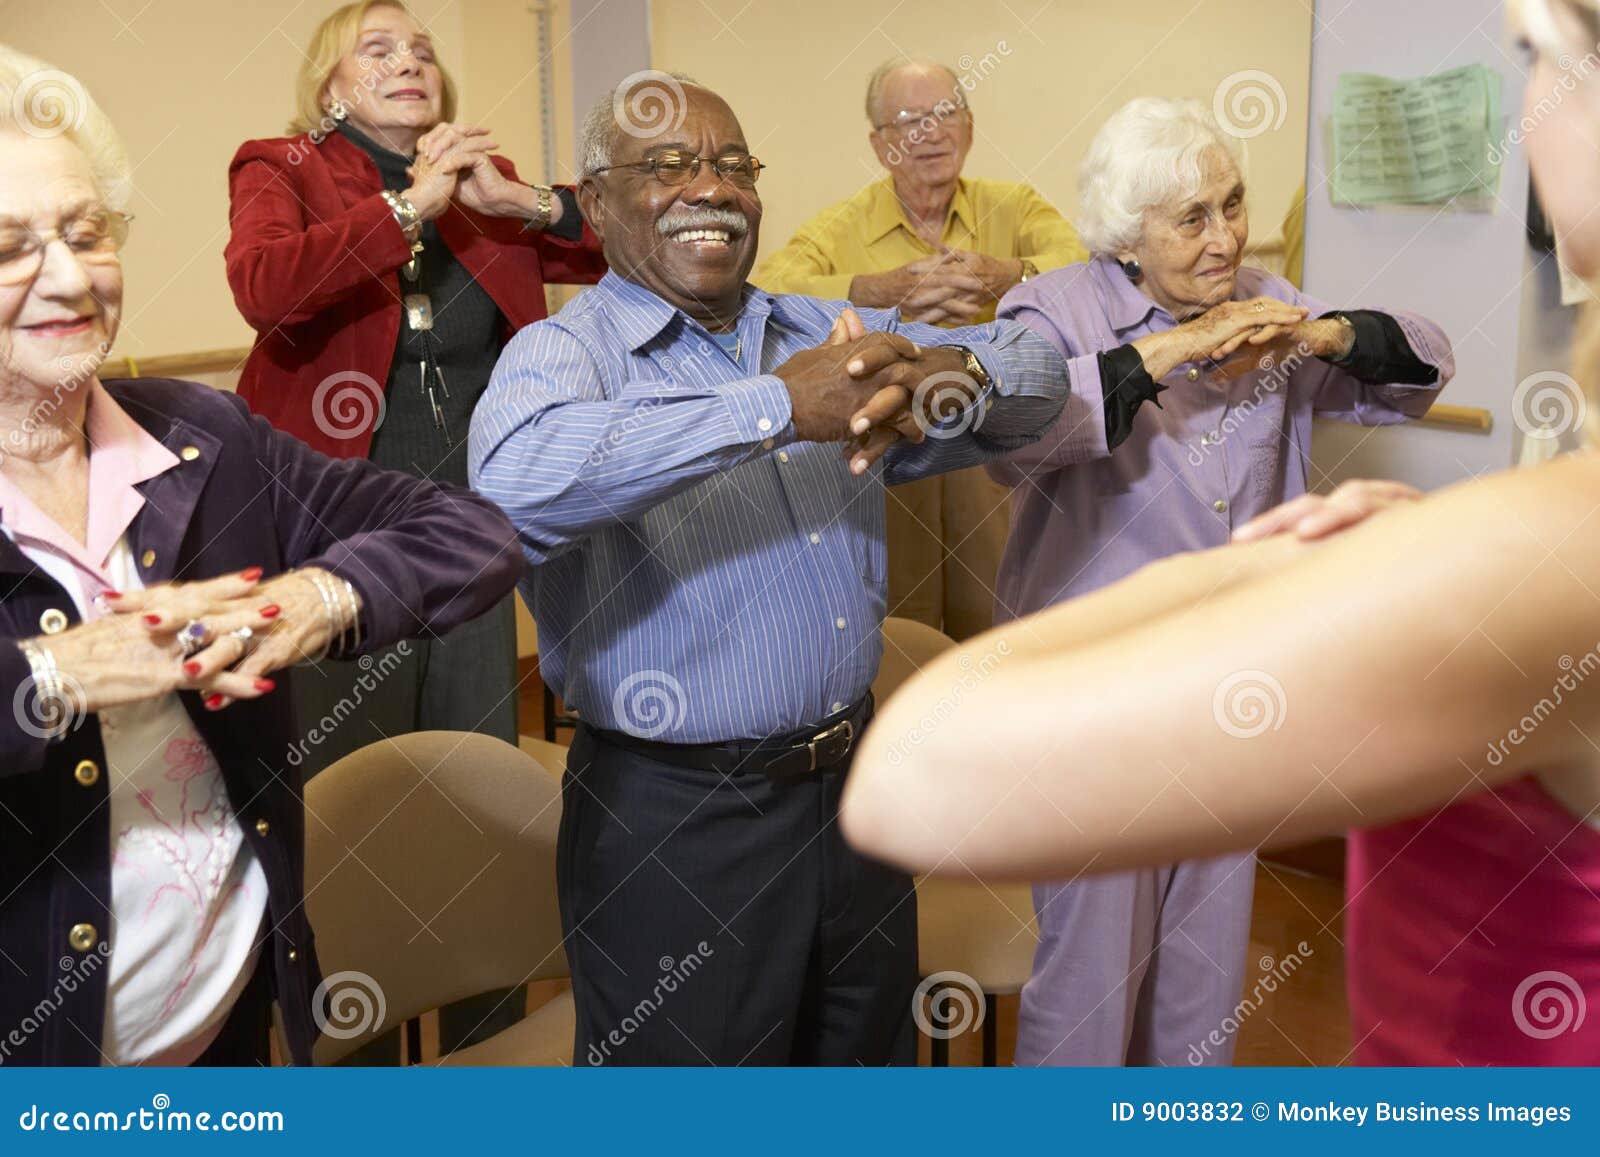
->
[806, 718, 855, 773]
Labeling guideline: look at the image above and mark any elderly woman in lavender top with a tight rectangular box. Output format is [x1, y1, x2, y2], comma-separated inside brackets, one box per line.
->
[0, 49, 520, 1066]
[987, 96, 1454, 1067]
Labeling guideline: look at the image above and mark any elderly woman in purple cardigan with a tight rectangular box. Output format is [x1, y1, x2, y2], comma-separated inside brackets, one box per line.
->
[0, 48, 520, 1066]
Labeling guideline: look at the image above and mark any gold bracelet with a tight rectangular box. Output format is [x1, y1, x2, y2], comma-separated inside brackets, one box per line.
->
[522, 184, 554, 232]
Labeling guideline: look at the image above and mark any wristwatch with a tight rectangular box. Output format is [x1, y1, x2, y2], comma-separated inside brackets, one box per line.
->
[1330, 312, 1357, 363]
[951, 344, 994, 392]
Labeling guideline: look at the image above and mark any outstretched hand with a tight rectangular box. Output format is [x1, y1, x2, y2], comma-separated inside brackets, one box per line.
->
[1231, 479, 1423, 543]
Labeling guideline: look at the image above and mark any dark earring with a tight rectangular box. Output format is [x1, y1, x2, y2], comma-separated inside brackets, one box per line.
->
[1120, 258, 1142, 282]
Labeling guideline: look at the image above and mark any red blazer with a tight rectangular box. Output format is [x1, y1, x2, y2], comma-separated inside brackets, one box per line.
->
[226, 131, 606, 458]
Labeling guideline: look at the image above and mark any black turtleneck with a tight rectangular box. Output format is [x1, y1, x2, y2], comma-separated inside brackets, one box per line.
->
[335, 121, 578, 484]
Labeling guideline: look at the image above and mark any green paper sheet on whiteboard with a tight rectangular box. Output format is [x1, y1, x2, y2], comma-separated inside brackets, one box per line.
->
[1330, 64, 1501, 205]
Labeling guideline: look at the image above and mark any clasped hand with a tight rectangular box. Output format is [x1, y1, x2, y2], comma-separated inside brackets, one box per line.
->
[403, 122, 540, 221]
[773, 308, 984, 473]
[35, 568, 344, 718]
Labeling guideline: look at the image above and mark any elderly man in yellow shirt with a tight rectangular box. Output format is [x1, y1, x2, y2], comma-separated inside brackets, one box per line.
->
[756, 57, 1086, 639]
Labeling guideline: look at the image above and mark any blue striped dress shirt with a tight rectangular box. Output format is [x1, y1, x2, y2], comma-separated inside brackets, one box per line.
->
[468, 271, 1067, 742]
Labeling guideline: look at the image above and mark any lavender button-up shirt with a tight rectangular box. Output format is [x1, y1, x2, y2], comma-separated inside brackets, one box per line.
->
[988, 255, 1454, 619]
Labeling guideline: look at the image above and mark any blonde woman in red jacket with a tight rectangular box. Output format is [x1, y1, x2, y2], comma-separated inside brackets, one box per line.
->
[224, 0, 604, 1061]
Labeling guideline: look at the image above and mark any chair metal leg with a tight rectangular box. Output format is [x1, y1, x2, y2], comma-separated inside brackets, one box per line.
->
[982, 994, 998, 1066]
[542, 685, 558, 743]
[927, 982, 949, 1066]
[542, 684, 582, 742]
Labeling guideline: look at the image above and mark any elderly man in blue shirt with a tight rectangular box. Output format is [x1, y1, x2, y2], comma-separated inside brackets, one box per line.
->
[469, 71, 1067, 1066]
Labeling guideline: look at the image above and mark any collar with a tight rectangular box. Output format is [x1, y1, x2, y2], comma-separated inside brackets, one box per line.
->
[595, 270, 782, 352]
[310, 129, 385, 195]
[864, 176, 975, 245]
[1092, 254, 1165, 334]
[334, 121, 412, 187]
[0, 379, 181, 584]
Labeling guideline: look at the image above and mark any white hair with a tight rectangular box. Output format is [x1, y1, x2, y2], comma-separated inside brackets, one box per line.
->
[863, 57, 962, 124]
[0, 45, 132, 212]
[1076, 97, 1245, 257]
[580, 70, 701, 178]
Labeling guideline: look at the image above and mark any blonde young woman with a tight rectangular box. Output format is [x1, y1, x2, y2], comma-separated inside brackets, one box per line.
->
[843, 0, 1600, 1065]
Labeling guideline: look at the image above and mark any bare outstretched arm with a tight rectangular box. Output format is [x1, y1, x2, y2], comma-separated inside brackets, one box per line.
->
[842, 452, 1600, 879]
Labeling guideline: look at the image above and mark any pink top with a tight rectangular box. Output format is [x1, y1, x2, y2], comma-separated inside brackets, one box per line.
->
[0, 378, 177, 587]
[1347, 776, 1600, 1064]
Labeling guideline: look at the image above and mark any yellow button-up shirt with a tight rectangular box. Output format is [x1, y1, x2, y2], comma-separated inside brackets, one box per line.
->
[754, 176, 1088, 324]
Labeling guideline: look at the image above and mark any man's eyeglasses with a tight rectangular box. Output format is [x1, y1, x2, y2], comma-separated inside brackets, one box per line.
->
[0, 210, 133, 287]
[873, 102, 970, 135]
[590, 150, 764, 188]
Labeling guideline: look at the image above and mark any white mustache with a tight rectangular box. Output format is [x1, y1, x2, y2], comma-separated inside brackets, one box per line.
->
[657, 209, 749, 237]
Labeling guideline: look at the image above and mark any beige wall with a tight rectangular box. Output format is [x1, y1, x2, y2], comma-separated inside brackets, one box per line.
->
[650, 0, 1312, 268]
[4, 0, 559, 361]
[3, 0, 1309, 359]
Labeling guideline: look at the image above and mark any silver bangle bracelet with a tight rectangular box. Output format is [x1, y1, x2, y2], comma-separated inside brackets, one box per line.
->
[18, 638, 68, 742]
[303, 570, 364, 661]
[339, 578, 363, 654]
[380, 188, 423, 244]
[301, 571, 342, 663]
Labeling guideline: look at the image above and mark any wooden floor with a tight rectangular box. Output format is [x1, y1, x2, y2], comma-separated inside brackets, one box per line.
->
[911, 861, 1349, 1067]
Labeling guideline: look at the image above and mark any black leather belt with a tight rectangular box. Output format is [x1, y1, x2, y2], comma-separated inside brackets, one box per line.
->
[587, 695, 872, 780]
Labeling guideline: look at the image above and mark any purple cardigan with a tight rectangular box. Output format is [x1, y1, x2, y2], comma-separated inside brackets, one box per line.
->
[988, 258, 1453, 617]
[0, 378, 523, 1065]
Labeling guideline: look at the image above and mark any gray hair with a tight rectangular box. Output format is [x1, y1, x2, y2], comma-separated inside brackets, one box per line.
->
[864, 57, 963, 124]
[0, 45, 132, 211]
[580, 70, 702, 178]
[1076, 97, 1245, 257]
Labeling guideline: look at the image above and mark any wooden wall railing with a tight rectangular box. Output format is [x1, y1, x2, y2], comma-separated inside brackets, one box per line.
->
[1413, 402, 1492, 432]
[99, 347, 253, 381]
[99, 345, 1496, 432]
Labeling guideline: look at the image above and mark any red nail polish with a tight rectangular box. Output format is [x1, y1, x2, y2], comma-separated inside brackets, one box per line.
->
[254, 678, 276, 693]
[184, 661, 202, 677]
[260, 604, 281, 619]
[240, 567, 264, 582]
[204, 693, 224, 710]
[143, 614, 161, 625]
[103, 591, 122, 600]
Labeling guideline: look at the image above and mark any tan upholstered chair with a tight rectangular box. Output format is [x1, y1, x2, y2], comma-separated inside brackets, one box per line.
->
[298, 731, 574, 1065]
[915, 876, 1038, 1065]
[872, 616, 959, 703]
[517, 735, 565, 778]
[871, 617, 1039, 1066]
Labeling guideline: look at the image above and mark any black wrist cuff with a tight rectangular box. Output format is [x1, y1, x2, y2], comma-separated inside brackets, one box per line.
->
[544, 187, 584, 242]
[1099, 344, 1166, 450]
[1317, 310, 1437, 385]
